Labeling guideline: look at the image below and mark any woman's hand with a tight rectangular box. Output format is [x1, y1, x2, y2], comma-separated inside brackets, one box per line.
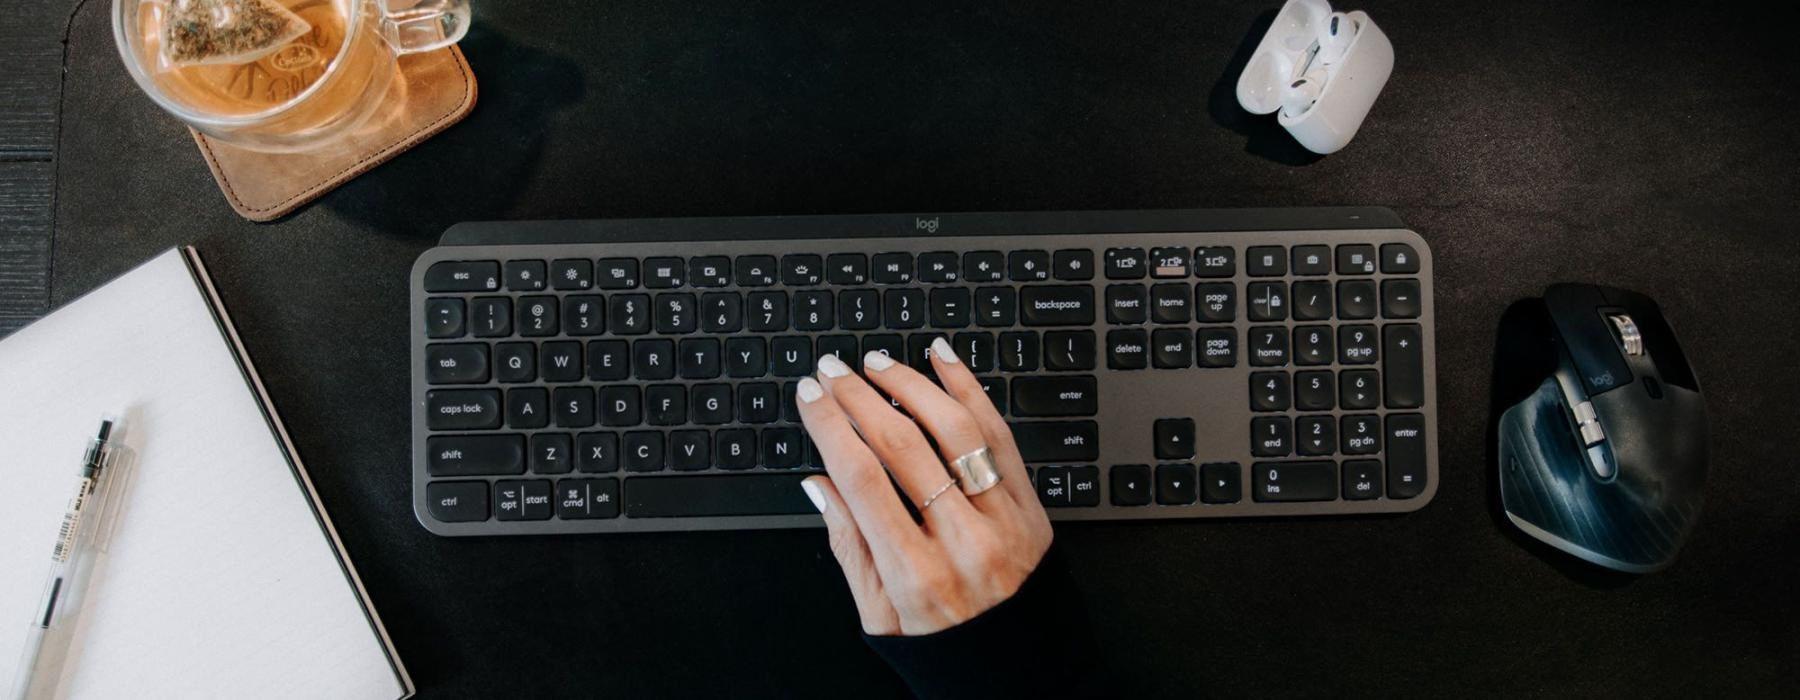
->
[796, 337, 1053, 636]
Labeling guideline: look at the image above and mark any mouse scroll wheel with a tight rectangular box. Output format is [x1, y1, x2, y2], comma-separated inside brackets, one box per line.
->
[1608, 313, 1644, 356]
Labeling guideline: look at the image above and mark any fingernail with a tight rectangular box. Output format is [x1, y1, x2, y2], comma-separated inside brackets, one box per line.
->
[863, 350, 896, 371]
[931, 337, 960, 364]
[801, 479, 828, 514]
[817, 353, 852, 378]
[797, 377, 824, 403]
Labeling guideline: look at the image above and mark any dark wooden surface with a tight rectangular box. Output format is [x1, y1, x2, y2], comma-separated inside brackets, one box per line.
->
[0, 0, 63, 332]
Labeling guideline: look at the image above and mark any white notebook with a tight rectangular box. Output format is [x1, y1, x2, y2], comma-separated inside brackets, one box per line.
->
[0, 249, 411, 699]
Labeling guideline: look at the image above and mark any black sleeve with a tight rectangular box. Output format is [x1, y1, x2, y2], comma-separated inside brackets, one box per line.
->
[863, 547, 1102, 700]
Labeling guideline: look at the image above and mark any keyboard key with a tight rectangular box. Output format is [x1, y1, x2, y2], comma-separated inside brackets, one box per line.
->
[634, 339, 677, 380]
[646, 384, 687, 425]
[1035, 467, 1070, 507]
[840, 289, 882, 330]
[929, 288, 971, 328]
[670, 430, 712, 470]
[577, 433, 619, 472]
[1296, 416, 1335, 456]
[1104, 248, 1146, 279]
[1156, 463, 1197, 505]
[563, 295, 605, 335]
[1382, 279, 1422, 319]
[1341, 415, 1381, 454]
[1249, 326, 1289, 366]
[872, 253, 914, 283]
[1009, 250, 1051, 281]
[771, 337, 812, 376]
[747, 291, 789, 332]
[1154, 418, 1196, 460]
[1245, 246, 1286, 276]
[725, 337, 768, 378]
[1295, 371, 1335, 411]
[817, 334, 859, 370]
[715, 430, 758, 469]
[677, 338, 721, 379]
[1149, 247, 1190, 278]
[953, 332, 996, 372]
[1192, 247, 1235, 278]
[425, 260, 500, 292]
[508, 388, 549, 429]
[1338, 325, 1379, 364]
[1247, 282, 1287, 322]
[762, 428, 806, 468]
[999, 332, 1040, 372]
[1054, 249, 1094, 280]
[1194, 283, 1235, 322]
[1111, 465, 1152, 506]
[623, 431, 666, 471]
[906, 334, 943, 372]
[1107, 329, 1148, 370]
[532, 433, 575, 473]
[1012, 376, 1098, 417]
[426, 481, 489, 522]
[1342, 460, 1381, 500]
[1381, 243, 1420, 273]
[540, 341, 582, 382]
[1338, 280, 1377, 320]
[735, 255, 777, 286]
[428, 434, 526, 476]
[644, 257, 685, 288]
[1251, 416, 1292, 457]
[978, 376, 1008, 415]
[655, 293, 697, 334]
[425, 298, 465, 338]
[973, 288, 1017, 328]
[1340, 369, 1381, 409]
[494, 479, 553, 520]
[1106, 284, 1148, 324]
[863, 334, 905, 367]
[1250, 372, 1290, 412]
[624, 474, 817, 517]
[781, 254, 823, 286]
[883, 289, 926, 329]
[1010, 421, 1099, 462]
[827, 253, 869, 285]
[552, 386, 596, 427]
[1291, 281, 1332, 321]
[1336, 244, 1377, 275]
[1043, 331, 1096, 370]
[427, 344, 489, 384]
[1201, 462, 1241, 503]
[739, 383, 781, 423]
[505, 260, 548, 291]
[963, 251, 1005, 282]
[556, 479, 621, 519]
[1251, 462, 1337, 502]
[1196, 328, 1238, 368]
[1021, 286, 1096, 326]
[596, 258, 639, 288]
[586, 340, 628, 381]
[609, 294, 651, 335]
[918, 252, 960, 282]
[701, 293, 743, 333]
[1294, 326, 1333, 366]
[470, 297, 511, 337]
[427, 389, 502, 430]
[1068, 466, 1101, 507]
[1151, 328, 1192, 369]
[1291, 245, 1331, 275]
[691, 383, 733, 424]
[552, 259, 594, 290]
[490, 342, 534, 382]
[1150, 284, 1190, 324]
[1383, 324, 1425, 408]
[518, 297, 559, 336]
[1386, 414, 1428, 498]
[689, 256, 731, 287]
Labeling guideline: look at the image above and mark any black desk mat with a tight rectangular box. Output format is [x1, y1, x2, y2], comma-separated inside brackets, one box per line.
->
[51, 0, 1799, 696]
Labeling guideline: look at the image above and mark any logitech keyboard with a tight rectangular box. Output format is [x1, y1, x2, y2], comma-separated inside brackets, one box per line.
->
[410, 208, 1439, 535]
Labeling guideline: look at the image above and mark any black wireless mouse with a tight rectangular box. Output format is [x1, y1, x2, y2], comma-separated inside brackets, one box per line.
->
[1496, 284, 1707, 573]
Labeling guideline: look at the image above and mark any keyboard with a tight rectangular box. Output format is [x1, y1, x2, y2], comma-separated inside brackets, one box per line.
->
[410, 208, 1439, 535]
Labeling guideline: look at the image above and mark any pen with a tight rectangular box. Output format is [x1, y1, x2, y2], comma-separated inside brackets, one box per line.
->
[10, 420, 120, 700]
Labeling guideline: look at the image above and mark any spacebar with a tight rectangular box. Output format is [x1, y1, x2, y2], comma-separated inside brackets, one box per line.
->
[624, 474, 818, 518]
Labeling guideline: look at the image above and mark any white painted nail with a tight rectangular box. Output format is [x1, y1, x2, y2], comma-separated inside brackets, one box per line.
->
[817, 353, 852, 378]
[931, 337, 960, 364]
[801, 479, 828, 514]
[863, 350, 897, 371]
[797, 377, 824, 403]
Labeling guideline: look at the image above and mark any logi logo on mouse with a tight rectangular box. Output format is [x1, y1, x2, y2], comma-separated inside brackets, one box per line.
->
[1592, 371, 1615, 388]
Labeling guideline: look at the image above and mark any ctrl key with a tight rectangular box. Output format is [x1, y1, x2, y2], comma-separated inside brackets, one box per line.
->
[426, 481, 490, 522]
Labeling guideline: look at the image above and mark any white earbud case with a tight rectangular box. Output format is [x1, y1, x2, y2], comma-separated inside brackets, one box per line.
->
[1236, 0, 1393, 154]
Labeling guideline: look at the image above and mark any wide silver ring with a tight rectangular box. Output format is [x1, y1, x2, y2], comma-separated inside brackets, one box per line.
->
[952, 446, 1003, 496]
[920, 478, 960, 509]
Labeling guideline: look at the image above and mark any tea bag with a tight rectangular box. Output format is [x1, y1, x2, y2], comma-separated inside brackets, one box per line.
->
[161, 0, 313, 66]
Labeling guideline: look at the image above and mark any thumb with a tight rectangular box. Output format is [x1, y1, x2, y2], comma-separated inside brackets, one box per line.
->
[804, 476, 900, 636]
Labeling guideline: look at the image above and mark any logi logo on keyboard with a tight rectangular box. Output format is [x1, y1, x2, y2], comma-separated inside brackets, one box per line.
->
[915, 216, 941, 234]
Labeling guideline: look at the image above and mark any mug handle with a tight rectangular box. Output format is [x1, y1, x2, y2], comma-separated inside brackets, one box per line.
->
[378, 0, 473, 55]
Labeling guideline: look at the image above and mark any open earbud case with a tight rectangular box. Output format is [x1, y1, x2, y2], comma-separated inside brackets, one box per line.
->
[1236, 0, 1393, 154]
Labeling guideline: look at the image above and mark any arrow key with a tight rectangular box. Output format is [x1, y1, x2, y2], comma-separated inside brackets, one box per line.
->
[1110, 464, 1152, 506]
[1201, 462, 1241, 504]
[1155, 463, 1197, 505]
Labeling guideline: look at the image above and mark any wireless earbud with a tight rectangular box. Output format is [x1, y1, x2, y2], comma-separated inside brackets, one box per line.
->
[1316, 12, 1355, 66]
[1235, 0, 1392, 154]
[1281, 72, 1326, 118]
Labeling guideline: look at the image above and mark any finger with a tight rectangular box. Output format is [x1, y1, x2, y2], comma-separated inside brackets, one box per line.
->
[929, 337, 1039, 509]
[861, 348, 1014, 514]
[796, 376, 924, 558]
[802, 476, 901, 636]
[815, 353, 977, 522]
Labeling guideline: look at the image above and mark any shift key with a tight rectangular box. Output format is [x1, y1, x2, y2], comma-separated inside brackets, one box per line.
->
[1009, 421, 1099, 462]
[1384, 324, 1425, 408]
[428, 434, 525, 476]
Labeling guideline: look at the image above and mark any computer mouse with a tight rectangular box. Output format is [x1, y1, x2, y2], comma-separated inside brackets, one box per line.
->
[1496, 284, 1707, 573]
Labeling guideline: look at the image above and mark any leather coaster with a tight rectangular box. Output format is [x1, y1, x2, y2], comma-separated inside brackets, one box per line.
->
[191, 45, 478, 222]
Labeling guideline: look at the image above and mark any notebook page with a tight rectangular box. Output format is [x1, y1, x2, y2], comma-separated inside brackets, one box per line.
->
[0, 250, 404, 699]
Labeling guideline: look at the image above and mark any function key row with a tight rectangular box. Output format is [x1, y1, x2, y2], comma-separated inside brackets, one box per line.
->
[1101, 243, 1418, 280]
[424, 250, 1101, 293]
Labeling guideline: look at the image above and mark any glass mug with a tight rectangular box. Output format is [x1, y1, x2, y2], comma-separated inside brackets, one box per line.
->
[113, 0, 472, 152]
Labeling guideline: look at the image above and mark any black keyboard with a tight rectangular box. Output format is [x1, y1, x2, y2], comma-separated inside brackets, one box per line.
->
[410, 208, 1439, 535]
